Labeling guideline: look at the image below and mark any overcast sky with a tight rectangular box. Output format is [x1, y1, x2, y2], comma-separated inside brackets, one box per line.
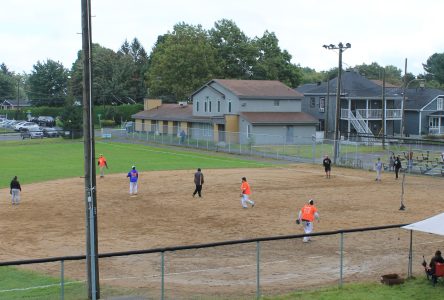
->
[2, 0, 443, 76]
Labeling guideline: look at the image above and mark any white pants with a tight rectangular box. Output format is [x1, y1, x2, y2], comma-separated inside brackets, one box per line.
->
[303, 221, 313, 242]
[129, 182, 138, 195]
[100, 166, 105, 177]
[241, 194, 254, 208]
[11, 189, 20, 204]
[376, 169, 382, 181]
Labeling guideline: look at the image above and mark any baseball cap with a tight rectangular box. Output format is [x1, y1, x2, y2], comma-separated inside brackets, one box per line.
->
[132, 165, 136, 169]
[309, 199, 314, 205]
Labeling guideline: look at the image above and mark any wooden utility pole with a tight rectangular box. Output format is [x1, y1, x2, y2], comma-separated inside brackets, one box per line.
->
[324, 81, 330, 139]
[81, 0, 100, 299]
[382, 68, 386, 149]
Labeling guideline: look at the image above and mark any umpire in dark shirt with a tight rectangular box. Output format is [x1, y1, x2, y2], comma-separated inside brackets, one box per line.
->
[192, 168, 204, 198]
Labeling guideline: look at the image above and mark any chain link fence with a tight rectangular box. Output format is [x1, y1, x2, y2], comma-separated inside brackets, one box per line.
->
[101, 125, 444, 177]
[4, 225, 438, 300]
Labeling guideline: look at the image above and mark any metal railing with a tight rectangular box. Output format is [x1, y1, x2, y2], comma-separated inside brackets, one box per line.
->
[0, 224, 413, 299]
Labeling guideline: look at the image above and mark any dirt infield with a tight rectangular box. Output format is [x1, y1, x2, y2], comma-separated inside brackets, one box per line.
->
[1, 164, 443, 298]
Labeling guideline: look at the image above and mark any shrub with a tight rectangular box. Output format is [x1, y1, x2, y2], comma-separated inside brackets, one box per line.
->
[101, 119, 116, 127]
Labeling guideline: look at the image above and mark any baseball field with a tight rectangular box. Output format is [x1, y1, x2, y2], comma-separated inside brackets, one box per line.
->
[0, 139, 443, 299]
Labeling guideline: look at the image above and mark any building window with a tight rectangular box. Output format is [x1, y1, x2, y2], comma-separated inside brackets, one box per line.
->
[319, 97, 325, 112]
[310, 97, 316, 108]
[209, 101, 212, 112]
[247, 125, 251, 138]
[437, 98, 443, 111]
[217, 100, 220, 112]
[196, 101, 199, 112]
[274, 100, 280, 107]
[204, 101, 207, 112]
[430, 117, 439, 128]
[228, 101, 232, 113]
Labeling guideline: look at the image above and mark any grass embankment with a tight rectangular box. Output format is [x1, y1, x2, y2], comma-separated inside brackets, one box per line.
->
[264, 278, 442, 300]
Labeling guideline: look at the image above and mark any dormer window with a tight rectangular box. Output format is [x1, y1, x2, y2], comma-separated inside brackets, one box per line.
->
[437, 98, 443, 111]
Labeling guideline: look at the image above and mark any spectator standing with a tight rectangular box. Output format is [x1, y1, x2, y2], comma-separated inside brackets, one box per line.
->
[297, 199, 320, 243]
[97, 154, 108, 178]
[179, 130, 186, 144]
[389, 155, 395, 171]
[322, 155, 332, 179]
[375, 158, 383, 181]
[192, 168, 204, 198]
[394, 156, 402, 179]
[127, 166, 139, 196]
[10, 176, 22, 205]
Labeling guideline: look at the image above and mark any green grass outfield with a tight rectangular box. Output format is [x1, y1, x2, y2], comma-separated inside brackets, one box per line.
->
[0, 139, 271, 188]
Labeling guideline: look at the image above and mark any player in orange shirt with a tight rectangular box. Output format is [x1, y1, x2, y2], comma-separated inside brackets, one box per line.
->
[97, 154, 108, 178]
[240, 177, 255, 209]
[297, 199, 320, 243]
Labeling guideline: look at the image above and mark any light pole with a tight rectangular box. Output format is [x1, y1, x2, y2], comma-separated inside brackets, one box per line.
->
[323, 43, 351, 164]
[15, 76, 21, 120]
[401, 78, 425, 137]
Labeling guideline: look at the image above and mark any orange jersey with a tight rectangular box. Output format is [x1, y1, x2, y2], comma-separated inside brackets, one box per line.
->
[98, 157, 107, 167]
[241, 182, 251, 195]
[300, 204, 317, 222]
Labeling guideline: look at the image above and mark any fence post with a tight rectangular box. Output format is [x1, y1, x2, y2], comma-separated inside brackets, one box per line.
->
[339, 232, 344, 288]
[256, 241, 261, 299]
[312, 135, 316, 164]
[408, 230, 413, 278]
[161, 251, 165, 300]
[60, 259, 64, 300]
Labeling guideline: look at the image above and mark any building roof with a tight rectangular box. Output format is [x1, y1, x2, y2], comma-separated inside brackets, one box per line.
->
[193, 79, 303, 100]
[296, 71, 403, 98]
[132, 103, 221, 124]
[428, 111, 444, 117]
[241, 112, 318, 125]
[404, 88, 444, 110]
[1, 99, 31, 106]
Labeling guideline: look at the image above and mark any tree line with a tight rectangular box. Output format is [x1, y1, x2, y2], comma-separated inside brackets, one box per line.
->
[1, 19, 444, 108]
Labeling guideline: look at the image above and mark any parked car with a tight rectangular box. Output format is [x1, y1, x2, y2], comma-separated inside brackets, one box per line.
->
[21, 128, 44, 139]
[13, 121, 28, 131]
[35, 116, 55, 127]
[18, 122, 40, 132]
[4, 120, 18, 128]
[42, 127, 60, 138]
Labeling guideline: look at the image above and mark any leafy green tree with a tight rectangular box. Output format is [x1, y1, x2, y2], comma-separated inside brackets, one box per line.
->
[0, 72, 15, 100]
[423, 53, 444, 84]
[146, 22, 220, 100]
[60, 99, 83, 138]
[251, 31, 302, 87]
[27, 59, 69, 106]
[1, 63, 13, 76]
[117, 38, 149, 102]
[71, 41, 148, 106]
[299, 66, 326, 84]
[71, 44, 120, 106]
[209, 19, 256, 79]
[353, 62, 402, 85]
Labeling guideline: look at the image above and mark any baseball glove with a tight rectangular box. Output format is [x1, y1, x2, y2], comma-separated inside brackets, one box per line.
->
[296, 219, 300, 225]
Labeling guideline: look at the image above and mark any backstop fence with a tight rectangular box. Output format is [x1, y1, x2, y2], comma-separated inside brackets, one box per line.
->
[2, 224, 442, 300]
[101, 126, 444, 177]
